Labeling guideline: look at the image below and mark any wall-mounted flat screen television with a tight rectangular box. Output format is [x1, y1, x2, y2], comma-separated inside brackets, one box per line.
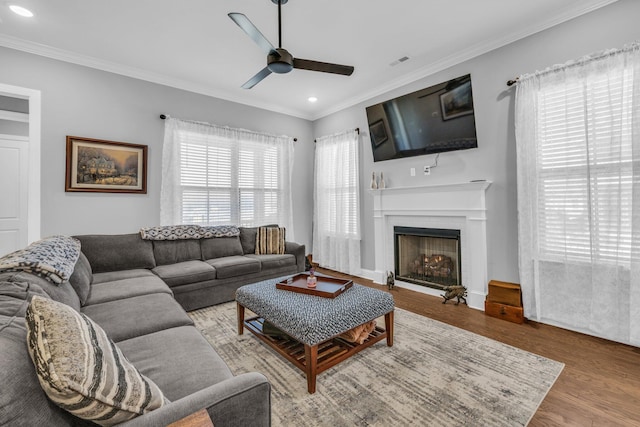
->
[366, 74, 478, 162]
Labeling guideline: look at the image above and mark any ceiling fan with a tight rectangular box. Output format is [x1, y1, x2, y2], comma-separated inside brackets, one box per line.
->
[228, 0, 355, 89]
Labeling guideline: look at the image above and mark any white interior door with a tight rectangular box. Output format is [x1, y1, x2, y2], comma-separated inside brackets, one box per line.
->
[0, 135, 29, 256]
[0, 83, 41, 254]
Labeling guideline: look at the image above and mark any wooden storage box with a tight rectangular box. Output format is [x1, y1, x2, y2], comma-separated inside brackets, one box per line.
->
[485, 300, 524, 324]
[487, 280, 522, 307]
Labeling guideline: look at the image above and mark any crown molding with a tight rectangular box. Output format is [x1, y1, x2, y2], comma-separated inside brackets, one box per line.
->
[0, 34, 313, 120]
[309, 0, 620, 120]
[0, 0, 619, 122]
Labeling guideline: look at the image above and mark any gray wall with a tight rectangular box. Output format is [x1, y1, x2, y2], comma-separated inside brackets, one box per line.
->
[0, 0, 637, 276]
[0, 47, 315, 250]
[312, 0, 640, 283]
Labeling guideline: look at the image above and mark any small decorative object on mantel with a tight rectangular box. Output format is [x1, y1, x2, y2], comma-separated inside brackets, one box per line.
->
[379, 172, 386, 189]
[386, 270, 395, 290]
[370, 172, 378, 189]
[441, 285, 467, 305]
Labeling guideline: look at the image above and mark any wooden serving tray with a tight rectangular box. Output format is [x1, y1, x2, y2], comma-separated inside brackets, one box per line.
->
[276, 273, 353, 298]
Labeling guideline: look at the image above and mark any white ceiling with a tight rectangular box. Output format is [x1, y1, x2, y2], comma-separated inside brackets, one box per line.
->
[0, 0, 618, 120]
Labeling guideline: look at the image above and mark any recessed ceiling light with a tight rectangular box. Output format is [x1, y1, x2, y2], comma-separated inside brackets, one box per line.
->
[308, 97, 318, 103]
[9, 5, 34, 17]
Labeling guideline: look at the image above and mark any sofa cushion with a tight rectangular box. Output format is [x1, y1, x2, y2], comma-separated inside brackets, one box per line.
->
[85, 275, 172, 306]
[69, 252, 92, 305]
[75, 233, 156, 273]
[255, 227, 286, 255]
[0, 271, 81, 312]
[152, 239, 202, 266]
[1, 314, 76, 426]
[92, 268, 157, 284]
[26, 296, 165, 426]
[118, 326, 233, 402]
[81, 293, 194, 342]
[152, 260, 217, 287]
[206, 256, 261, 279]
[201, 236, 244, 260]
[245, 254, 296, 270]
[0, 281, 49, 317]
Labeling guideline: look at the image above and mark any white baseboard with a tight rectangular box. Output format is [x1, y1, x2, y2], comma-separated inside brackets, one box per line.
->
[359, 268, 385, 285]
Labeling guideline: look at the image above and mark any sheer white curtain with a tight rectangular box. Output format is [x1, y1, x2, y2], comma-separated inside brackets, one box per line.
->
[313, 129, 361, 275]
[161, 117, 294, 237]
[515, 43, 640, 346]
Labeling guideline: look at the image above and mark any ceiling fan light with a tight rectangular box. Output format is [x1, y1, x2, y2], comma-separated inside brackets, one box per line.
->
[9, 5, 34, 17]
[308, 97, 318, 103]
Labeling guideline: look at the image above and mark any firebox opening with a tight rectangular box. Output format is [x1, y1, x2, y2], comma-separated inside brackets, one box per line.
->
[394, 226, 461, 290]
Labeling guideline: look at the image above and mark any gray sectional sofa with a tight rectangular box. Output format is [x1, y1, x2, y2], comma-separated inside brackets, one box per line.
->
[0, 226, 305, 426]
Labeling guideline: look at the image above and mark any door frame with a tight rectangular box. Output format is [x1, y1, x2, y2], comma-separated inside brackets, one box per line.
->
[0, 83, 41, 243]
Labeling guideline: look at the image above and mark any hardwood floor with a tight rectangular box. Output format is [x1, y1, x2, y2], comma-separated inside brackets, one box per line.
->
[316, 268, 640, 427]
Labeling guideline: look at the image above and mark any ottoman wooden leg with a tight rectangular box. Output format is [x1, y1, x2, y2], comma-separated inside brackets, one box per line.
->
[237, 302, 245, 335]
[304, 344, 318, 394]
[385, 311, 394, 347]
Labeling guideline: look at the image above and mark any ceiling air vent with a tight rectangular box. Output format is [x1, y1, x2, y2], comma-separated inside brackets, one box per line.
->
[390, 56, 410, 67]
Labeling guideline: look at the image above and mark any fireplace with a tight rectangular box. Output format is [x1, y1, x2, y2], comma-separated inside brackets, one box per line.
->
[394, 226, 461, 290]
[370, 181, 491, 309]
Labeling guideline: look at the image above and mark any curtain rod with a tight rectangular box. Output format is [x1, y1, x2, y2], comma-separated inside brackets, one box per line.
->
[159, 114, 297, 142]
[506, 78, 519, 86]
[314, 127, 360, 143]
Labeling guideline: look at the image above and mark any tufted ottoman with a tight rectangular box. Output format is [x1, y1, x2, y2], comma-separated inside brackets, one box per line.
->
[236, 278, 395, 393]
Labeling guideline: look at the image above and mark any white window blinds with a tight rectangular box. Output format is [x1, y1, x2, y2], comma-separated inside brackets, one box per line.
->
[536, 68, 634, 265]
[515, 43, 640, 346]
[161, 118, 294, 236]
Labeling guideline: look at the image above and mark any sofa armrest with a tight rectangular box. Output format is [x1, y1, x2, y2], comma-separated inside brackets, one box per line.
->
[285, 241, 306, 272]
[119, 372, 270, 427]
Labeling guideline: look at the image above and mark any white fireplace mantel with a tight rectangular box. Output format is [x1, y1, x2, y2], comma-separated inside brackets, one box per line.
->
[368, 181, 491, 310]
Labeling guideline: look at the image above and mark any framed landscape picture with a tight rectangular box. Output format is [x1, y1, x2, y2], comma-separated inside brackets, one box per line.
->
[65, 136, 147, 193]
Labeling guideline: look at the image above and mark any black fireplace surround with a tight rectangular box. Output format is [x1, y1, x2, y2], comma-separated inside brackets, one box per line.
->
[393, 226, 461, 290]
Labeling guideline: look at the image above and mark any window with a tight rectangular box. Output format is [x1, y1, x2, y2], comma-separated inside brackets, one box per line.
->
[515, 43, 640, 345]
[161, 119, 293, 234]
[312, 129, 361, 274]
[535, 69, 634, 265]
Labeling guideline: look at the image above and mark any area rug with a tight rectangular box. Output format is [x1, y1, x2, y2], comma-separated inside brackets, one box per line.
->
[189, 302, 563, 426]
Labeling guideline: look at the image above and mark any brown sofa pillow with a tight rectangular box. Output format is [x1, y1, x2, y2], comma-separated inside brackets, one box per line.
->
[255, 227, 286, 255]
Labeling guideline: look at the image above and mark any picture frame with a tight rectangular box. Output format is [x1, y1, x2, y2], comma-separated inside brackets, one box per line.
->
[439, 80, 474, 120]
[369, 119, 388, 147]
[65, 136, 147, 193]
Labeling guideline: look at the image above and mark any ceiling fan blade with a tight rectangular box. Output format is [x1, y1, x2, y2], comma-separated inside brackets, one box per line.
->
[293, 58, 354, 76]
[228, 13, 278, 56]
[241, 67, 273, 89]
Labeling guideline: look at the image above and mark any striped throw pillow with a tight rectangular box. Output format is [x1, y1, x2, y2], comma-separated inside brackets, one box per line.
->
[25, 296, 165, 426]
[255, 227, 286, 255]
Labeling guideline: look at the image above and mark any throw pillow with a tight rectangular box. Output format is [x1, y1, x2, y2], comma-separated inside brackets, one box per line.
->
[25, 296, 165, 426]
[255, 226, 286, 255]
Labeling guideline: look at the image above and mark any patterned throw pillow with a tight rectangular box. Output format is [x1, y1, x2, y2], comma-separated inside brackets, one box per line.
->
[255, 227, 286, 255]
[0, 235, 81, 284]
[140, 224, 240, 240]
[25, 296, 165, 426]
[139, 225, 202, 240]
[200, 225, 240, 238]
